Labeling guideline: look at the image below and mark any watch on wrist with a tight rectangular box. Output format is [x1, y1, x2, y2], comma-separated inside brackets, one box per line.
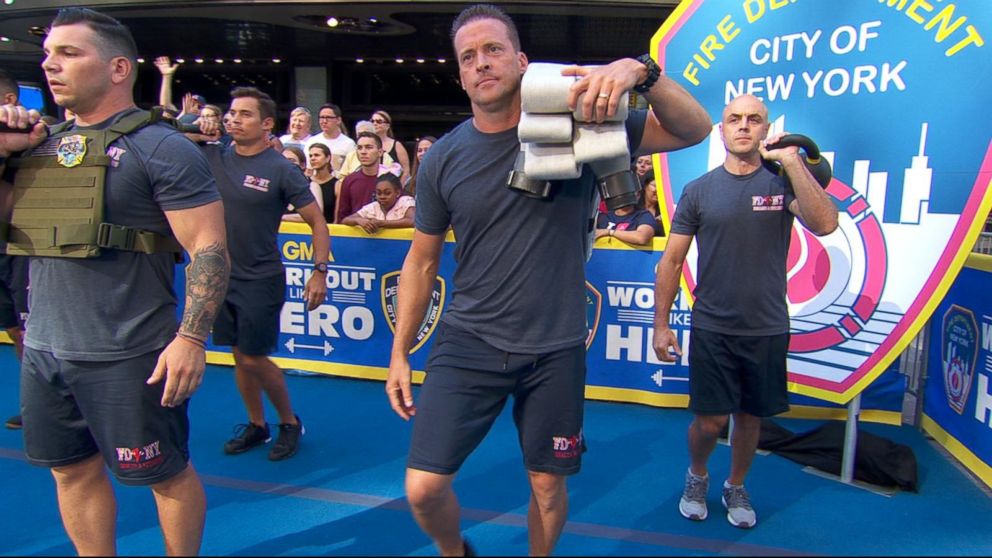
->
[634, 54, 661, 94]
[314, 262, 328, 273]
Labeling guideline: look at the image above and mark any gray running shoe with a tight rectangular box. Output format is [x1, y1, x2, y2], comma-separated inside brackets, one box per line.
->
[679, 469, 709, 521]
[721, 483, 757, 528]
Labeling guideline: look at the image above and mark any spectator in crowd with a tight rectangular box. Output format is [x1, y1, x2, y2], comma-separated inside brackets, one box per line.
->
[281, 145, 306, 171]
[189, 86, 329, 462]
[0, 68, 18, 105]
[0, 68, 29, 430]
[641, 173, 665, 236]
[279, 106, 312, 151]
[178, 93, 205, 125]
[595, 195, 660, 244]
[153, 55, 179, 113]
[385, 4, 711, 555]
[338, 120, 399, 179]
[634, 154, 653, 179]
[370, 109, 412, 183]
[304, 103, 356, 179]
[342, 173, 415, 233]
[652, 94, 838, 530]
[198, 104, 224, 127]
[336, 131, 384, 223]
[282, 146, 325, 223]
[197, 103, 230, 146]
[306, 142, 339, 224]
[406, 135, 436, 196]
[1, 8, 229, 555]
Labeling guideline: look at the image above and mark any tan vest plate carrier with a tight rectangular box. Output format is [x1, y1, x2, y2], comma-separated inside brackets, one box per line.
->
[3, 109, 182, 258]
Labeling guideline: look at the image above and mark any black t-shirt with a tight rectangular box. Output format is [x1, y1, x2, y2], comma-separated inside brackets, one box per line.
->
[671, 165, 797, 335]
[204, 144, 315, 279]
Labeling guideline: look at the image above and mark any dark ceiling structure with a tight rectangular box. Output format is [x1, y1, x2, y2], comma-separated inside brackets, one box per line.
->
[0, 1, 678, 138]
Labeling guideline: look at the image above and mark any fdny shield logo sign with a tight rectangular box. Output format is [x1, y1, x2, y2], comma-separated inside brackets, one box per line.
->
[653, 0, 992, 403]
[56, 134, 88, 168]
[585, 281, 602, 349]
[941, 305, 979, 415]
[381, 271, 445, 353]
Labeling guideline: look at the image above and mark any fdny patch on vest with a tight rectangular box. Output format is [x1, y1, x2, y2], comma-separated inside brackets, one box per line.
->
[56, 134, 88, 168]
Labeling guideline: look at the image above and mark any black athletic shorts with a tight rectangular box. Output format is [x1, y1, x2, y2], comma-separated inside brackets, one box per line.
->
[687, 327, 790, 417]
[409, 323, 587, 476]
[212, 274, 285, 356]
[0, 255, 29, 330]
[20, 347, 192, 486]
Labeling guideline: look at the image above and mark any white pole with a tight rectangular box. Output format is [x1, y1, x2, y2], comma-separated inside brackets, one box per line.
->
[840, 394, 862, 483]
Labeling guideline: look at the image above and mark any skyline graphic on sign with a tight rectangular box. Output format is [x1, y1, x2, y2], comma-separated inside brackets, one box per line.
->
[651, 0, 992, 402]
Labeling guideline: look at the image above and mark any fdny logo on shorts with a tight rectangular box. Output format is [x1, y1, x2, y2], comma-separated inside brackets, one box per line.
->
[941, 305, 979, 415]
[56, 134, 88, 168]
[381, 271, 445, 353]
[751, 194, 785, 211]
[115, 440, 164, 470]
[242, 174, 271, 192]
[552, 430, 584, 459]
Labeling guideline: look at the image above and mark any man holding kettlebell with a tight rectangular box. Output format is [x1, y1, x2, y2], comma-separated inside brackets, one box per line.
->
[652, 94, 838, 529]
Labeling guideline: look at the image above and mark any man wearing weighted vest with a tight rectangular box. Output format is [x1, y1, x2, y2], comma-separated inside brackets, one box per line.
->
[0, 8, 229, 556]
[652, 94, 838, 529]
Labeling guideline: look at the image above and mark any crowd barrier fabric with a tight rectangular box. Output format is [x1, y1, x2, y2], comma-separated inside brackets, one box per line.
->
[922, 254, 992, 488]
[654, 0, 992, 403]
[176, 223, 902, 422]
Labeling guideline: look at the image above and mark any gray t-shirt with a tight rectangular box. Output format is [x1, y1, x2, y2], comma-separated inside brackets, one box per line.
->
[416, 110, 646, 353]
[24, 110, 221, 360]
[670, 165, 796, 335]
[204, 144, 315, 280]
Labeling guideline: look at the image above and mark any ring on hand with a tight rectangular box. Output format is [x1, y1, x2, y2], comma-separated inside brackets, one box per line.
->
[597, 92, 609, 99]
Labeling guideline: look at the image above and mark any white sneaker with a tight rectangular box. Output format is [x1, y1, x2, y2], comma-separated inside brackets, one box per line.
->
[721, 482, 757, 528]
[679, 469, 709, 521]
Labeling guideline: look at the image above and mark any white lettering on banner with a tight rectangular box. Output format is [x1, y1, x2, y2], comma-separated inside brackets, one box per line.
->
[285, 266, 375, 290]
[605, 325, 690, 367]
[607, 286, 655, 309]
[982, 322, 992, 351]
[725, 73, 796, 102]
[749, 30, 821, 64]
[799, 61, 906, 98]
[280, 302, 374, 340]
[828, 21, 882, 55]
[975, 374, 992, 427]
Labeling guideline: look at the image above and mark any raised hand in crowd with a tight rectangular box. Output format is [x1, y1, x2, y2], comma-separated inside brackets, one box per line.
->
[153, 55, 178, 77]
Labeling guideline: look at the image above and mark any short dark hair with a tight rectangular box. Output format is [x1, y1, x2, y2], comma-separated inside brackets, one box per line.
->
[356, 131, 382, 149]
[450, 4, 521, 52]
[376, 173, 403, 192]
[230, 86, 276, 122]
[0, 68, 18, 99]
[318, 103, 342, 118]
[51, 8, 138, 62]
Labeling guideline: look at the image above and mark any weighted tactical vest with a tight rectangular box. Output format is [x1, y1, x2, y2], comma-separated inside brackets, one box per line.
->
[2, 109, 182, 258]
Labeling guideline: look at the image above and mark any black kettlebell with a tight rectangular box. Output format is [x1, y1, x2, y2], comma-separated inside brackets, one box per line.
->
[762, 134, 832, 189]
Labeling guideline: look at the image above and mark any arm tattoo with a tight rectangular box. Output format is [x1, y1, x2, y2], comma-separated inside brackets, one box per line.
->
[179, 241, 229, 340]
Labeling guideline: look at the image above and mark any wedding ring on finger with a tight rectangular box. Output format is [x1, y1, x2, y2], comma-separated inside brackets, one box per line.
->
[597, 92, 610, 99]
